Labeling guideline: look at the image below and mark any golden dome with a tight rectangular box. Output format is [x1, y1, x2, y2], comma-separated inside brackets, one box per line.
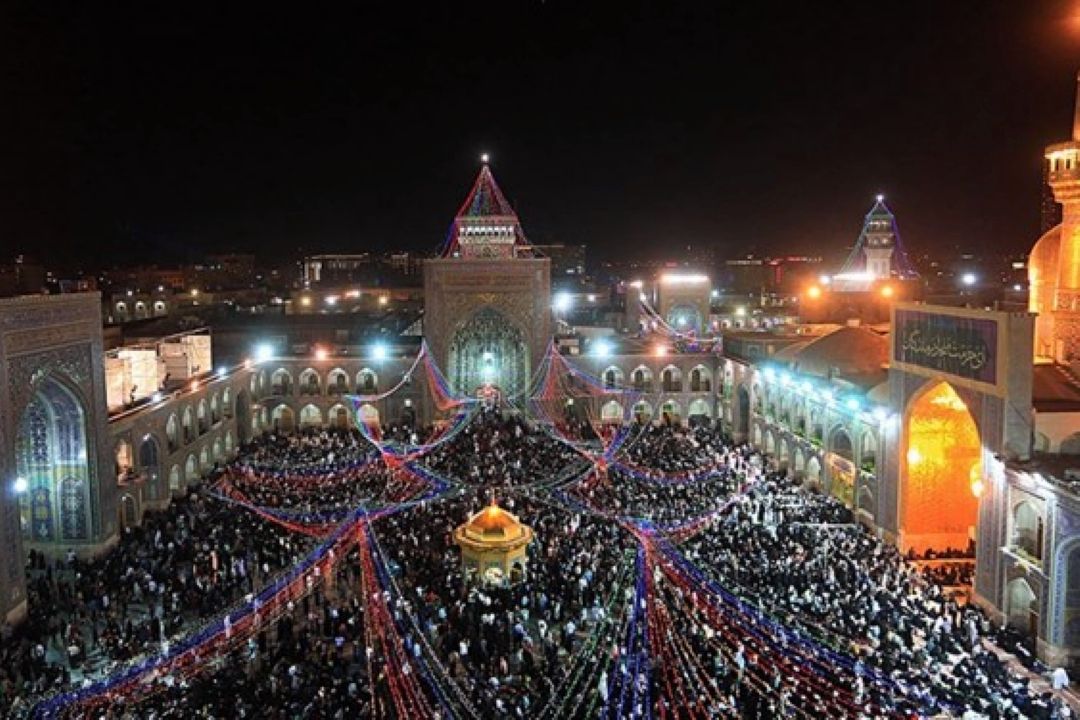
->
[1028, 224, 1061, 313]
[454, 503, 534, 550]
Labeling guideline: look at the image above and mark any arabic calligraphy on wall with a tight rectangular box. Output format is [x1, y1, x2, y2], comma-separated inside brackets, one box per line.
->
[894, 310, 998, 385]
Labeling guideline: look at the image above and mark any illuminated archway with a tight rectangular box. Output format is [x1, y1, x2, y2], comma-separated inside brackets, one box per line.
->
[902, 381, 982, 554]
[15, 376, 93, 542]
[448, 307, 528, 394]
[600, 400, 623, 424]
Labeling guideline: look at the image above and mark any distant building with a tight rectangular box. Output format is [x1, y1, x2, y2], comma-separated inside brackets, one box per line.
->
[533, 243, 586, 277]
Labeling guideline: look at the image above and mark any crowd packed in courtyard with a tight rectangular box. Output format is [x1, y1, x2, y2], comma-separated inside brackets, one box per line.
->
[0, 409, 1073, 718]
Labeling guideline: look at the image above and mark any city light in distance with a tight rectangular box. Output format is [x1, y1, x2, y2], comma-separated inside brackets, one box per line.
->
[255, 343, 274, 362]
[300, 296, 312, 307]
[370, 342, 389, 361]
[314, 347, 329, 361]
[961, 272, 977, 286]
[13, 477, 28, 494]
[378, 296, 389, 306]
[734, 306, 746, 317]
[480, 152, 490, 163]
[659, 273, 709, 285]
[879, 285, 894, 298]
[553, 292, 573, 313]
[593, 339, 613, 358]
[216, 367, 227, 378]
[806, 285, 822, 299]
[325, 295, 338, 306]
[587, 294, 597, 302]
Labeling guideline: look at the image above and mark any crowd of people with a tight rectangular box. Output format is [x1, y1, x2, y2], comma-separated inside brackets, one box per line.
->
[0, 410, 1074, 718]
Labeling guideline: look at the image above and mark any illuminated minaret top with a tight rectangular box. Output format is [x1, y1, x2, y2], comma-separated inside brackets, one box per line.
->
[1036, 70, 1080, 360]
[441, 156, 534, 259]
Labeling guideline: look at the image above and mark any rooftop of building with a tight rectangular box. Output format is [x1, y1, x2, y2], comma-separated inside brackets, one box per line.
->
[1033, 363, 1080, 412]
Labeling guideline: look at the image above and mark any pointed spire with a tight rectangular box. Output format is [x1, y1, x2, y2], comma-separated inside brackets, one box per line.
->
[442, 159, 533, 258]
[1073, 69, 1080, 141]
[455, 163, 518, 219]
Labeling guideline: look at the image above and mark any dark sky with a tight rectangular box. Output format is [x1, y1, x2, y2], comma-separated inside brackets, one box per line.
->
[2, 1, 1078, 270]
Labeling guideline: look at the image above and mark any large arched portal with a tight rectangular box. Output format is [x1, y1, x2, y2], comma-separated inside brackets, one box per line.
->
[15, 377, 93, 542]
[902, 381, 982, 554]
[448, 307, 528, 395]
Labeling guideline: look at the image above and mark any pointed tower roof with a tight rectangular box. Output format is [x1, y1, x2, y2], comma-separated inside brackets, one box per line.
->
[441, 160, 534, 258]
[1073, 68, 1080, 142]
[832, 195, 917, 291]
[456, 164, 517, 218]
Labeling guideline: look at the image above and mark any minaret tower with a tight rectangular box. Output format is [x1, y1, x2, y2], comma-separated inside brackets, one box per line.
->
[863, 194, 896, 280]
[1044, 71, 1080, 360]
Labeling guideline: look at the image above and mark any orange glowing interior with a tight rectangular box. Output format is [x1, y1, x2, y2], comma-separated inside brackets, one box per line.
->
[902, 382, 982, 554]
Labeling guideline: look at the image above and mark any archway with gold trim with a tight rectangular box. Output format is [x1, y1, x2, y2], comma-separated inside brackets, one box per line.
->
[901, 381, 982, 554]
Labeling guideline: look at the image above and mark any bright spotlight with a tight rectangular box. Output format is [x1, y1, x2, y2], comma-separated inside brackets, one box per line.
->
[654, 344, 667, 357]
[480, 152, 490, 164]
[371, 342, 389, 361]
[593, 340, 612, 358]
[553, 292, 573, 313]
[216, 367, 227, 378]
[152, 391, 163, 403]
[845, 398, 860, 411]
[676, 316, 687, 327]
[710, 289, 720, 299]
[879, 285, 894, 299]
[806, 285, 822, 300]
[961, 272, 977, 287]
[314, 347, 329, 361]
[13, 477, 28, 494]
[325, 295, 338, 306]
[255, 343, 274, 362]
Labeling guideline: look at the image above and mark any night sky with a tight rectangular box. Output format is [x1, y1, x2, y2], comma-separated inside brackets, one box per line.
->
[2, 1, 1079, 270]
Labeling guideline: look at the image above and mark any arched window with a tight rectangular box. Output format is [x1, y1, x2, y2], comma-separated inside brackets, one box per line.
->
[602, 366, 624, 390]
[271, 368, 293, 396]
[690, 365, 712, 392]
[210, 394, 221, 424]
[166, 413, 179, 452]
[300, 404, 323, 427]
[631, 366, 653, 392]
[299, 369, 321, 396]
[197, 399, 209, 434]
[139, 436, 161, 502]
[1012, 501, 1044, 561]
[632, 400, 653, 423]
[327, 369, 349, 395]
[182, 406, 195, 444]
[223, 387, 233, 418]
[272, 404, 295, 432]
[661, 365, 682, 392]
[184, 454, 198, 483]
[600, 400, 623, 423]
[357, 368, 378, 394]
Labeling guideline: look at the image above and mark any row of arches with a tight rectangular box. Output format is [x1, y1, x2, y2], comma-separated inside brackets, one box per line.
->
[163, 387, 237, 453]
[598, 398, 712, 423]
[268, 367, 379, 396]
[602, 364, 713, 393]
[268, 402, 380, 432]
